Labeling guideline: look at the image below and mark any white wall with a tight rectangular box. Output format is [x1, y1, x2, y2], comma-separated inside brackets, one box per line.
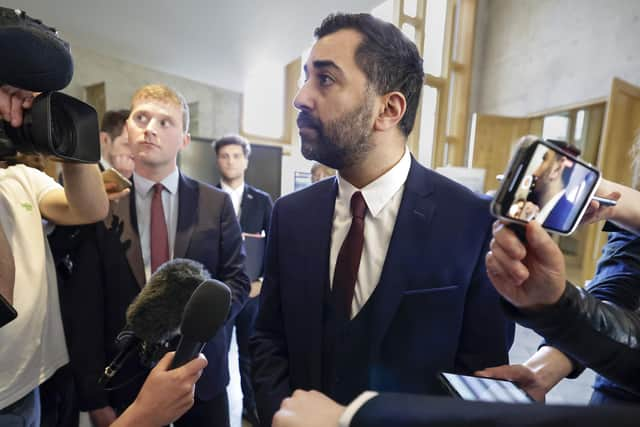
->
[63, 45, 242, 138]
[472, 0, 640, 116]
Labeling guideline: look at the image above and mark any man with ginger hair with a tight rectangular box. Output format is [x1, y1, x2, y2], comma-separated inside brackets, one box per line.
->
[68, 84, 249, 427]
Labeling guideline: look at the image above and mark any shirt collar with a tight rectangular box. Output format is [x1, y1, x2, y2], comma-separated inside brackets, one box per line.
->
[133, 168, 180, 198]
[220, 180, 245, 196]
[337, 146, 411, 217]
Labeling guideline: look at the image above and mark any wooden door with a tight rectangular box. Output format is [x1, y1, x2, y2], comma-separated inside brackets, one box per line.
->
[579, 78, 640, 283]
[470, 114, 531, 193]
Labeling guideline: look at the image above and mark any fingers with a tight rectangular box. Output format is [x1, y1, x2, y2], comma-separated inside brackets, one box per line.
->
[10, 93, 25, 127]
[180, 353, 208, 378]
[475, 364, 531, 382]
[487, 238, 529, 284]
[0, 86, 34, 127]
[154, 351, 175, 371]
[525, 221, 560, 256]
[492, 221, 527, 260]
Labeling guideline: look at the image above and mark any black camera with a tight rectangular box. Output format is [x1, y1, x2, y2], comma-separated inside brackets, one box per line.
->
[0, 7, 99, 162]
[0, 92, 100, 162]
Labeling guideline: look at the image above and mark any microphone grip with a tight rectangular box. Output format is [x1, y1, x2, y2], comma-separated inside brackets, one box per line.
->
[170, 336, 205, 369]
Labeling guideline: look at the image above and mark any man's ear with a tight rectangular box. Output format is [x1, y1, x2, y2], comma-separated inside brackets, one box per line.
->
[180, 132, 191, 151]
[99, 131, 111, 148]
[373, 91, 406, 132]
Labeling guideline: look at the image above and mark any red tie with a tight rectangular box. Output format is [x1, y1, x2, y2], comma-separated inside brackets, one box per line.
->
[150, 183, 169, 273]
[332, 191, 367, 320]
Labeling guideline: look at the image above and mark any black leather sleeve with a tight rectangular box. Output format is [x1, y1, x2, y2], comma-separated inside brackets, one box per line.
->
[505, 284, 640, 394]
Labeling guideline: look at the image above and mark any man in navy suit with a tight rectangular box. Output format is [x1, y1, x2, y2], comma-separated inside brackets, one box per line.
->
[69, 85, 249, 427]
[250, 13, 514, 426]
[214, 134, 273, 426]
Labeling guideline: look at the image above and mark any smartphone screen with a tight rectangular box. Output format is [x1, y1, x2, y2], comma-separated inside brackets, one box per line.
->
[439, 372, 533, 403]
[492, 139, 600, 235]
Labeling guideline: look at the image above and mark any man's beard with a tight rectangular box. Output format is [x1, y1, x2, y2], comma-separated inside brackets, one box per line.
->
[298, 96, 375, 170]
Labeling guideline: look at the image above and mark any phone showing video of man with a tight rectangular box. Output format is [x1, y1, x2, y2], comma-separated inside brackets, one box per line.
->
[491, 137, 601, 235]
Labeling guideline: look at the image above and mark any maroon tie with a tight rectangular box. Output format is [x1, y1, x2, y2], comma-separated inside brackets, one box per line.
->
[332, 191, 367, 320]
[150, 183, 169, 273]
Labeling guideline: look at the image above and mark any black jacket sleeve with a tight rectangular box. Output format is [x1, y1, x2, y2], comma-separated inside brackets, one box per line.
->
[505, 283, 640, 395]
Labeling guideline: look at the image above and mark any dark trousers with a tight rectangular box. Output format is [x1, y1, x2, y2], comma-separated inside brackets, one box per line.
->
[226, 296, 259, 410]
[39, 365, 79, 427]
[174, 390, 229, 427]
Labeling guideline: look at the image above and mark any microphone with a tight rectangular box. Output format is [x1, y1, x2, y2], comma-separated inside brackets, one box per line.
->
[170, 279, 231, 369]
[99, 258, 212, 385]
[0, 7, 74, 92]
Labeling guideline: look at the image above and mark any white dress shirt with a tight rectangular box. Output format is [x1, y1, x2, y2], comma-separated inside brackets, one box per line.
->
[220, 180, 244, 218]
[330, 147, 411, 318]
[535, 188, 565, 225]
[133, 169, 180, 281]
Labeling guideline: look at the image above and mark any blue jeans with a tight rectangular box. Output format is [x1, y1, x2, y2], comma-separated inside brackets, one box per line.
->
[0, 388, 40, 427]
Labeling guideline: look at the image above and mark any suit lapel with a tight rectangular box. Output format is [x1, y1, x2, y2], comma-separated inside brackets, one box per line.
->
[239, 184, 253, 230]
[303, 179, 338, 386]
[107, 185, 145, 288]
[369, 159, 436, 351]
[174, 174, 198, 259]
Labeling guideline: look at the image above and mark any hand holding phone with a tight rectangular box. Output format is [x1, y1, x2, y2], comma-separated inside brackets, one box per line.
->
[102, 167, 132, 193]
[491, 136, 601, 235]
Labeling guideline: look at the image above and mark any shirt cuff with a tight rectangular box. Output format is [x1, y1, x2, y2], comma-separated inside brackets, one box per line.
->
[338, 391, 378, 427]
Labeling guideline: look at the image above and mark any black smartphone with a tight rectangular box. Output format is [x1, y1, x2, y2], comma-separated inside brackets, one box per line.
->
[438, 372, 534, 403]
[0, 292, 17, 328]
[491, 136, 600, 235]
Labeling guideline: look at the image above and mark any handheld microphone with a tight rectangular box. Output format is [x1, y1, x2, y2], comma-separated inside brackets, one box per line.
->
[99, 258, 212, 385]
[170, 279, 231, 369]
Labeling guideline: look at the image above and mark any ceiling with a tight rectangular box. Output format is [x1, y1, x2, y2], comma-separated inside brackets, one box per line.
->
[6, 0, 383, 93]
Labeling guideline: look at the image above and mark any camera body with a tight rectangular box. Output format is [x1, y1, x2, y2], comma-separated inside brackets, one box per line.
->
[0, 7, 99, 162]
[491, 136, 600, 235]
[0, 92, 100, 162]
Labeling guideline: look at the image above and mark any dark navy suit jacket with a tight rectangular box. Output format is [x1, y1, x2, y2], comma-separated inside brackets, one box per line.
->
[237, 184, 273, 235]
[68, 173, 249, 411]
[250, 158, 514, 423]
[351, 393, 639, 427]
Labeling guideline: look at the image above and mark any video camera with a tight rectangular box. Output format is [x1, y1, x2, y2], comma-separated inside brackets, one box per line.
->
[0, 7, 99, 162]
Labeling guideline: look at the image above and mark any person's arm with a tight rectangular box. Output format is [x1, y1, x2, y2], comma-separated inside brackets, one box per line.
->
[112, 352, 207, 427]
[39, 162, 109, 225]
[273, 389, 640, 427]
[582, 179, 640, 234]
[250, 201, 293, 424]
[0, 85, 108, 225]
[487, 220, 640, 393]
[476, 346, 574, 401]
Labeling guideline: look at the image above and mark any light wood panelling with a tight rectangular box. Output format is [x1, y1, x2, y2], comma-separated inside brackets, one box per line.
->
[471, 114, 530, 193]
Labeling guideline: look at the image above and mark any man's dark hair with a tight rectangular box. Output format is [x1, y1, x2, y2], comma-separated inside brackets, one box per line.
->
[100, 109, 130, 141]
[213, 134, 251, 157]
[314, 13, 424, 136]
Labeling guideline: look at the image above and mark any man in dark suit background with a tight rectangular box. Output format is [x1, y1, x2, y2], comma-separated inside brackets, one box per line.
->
[250, 13, 514, 426]
[69, 84, 249, 427]
[214, 134, 273, 426]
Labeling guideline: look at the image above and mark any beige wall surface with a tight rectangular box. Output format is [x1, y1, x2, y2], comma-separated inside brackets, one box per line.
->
[472, 0, 640, 116]
[63, 45, 242, 138]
